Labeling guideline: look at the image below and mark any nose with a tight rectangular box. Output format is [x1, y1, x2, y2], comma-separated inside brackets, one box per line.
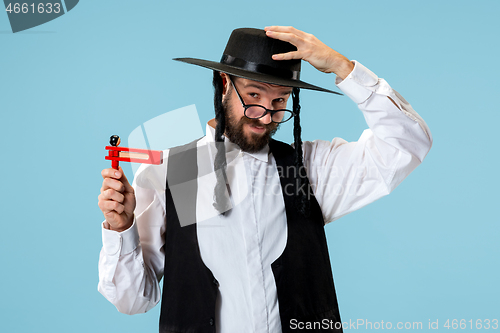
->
[259, 112, 272, 125]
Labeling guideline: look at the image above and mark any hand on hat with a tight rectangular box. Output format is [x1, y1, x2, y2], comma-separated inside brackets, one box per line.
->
[264, 26, 354, 80]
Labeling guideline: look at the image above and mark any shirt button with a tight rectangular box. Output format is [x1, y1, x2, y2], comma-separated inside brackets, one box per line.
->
[209, 318, 214, 326]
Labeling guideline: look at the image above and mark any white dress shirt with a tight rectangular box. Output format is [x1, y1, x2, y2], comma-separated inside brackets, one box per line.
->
[98, 61, 432, 333]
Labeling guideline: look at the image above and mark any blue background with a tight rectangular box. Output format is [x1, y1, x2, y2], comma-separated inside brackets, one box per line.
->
[1, 1, 498, 332]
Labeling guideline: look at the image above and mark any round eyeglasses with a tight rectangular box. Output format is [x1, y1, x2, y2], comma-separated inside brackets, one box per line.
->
[230, 78, 295, 124]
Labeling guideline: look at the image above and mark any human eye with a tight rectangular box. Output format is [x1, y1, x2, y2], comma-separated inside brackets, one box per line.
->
[248, 92, 260, 100]
[273, 97, 286, 106]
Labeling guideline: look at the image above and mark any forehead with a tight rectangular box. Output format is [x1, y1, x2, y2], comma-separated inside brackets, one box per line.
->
[234, 76, 293, 94]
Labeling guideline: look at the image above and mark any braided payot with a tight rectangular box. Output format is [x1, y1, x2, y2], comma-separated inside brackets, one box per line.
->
[292, 87, 310, 217]
[212, 71, 230, 215]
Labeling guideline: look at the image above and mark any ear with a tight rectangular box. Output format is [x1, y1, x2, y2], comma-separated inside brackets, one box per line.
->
[220, 72, 230, 97]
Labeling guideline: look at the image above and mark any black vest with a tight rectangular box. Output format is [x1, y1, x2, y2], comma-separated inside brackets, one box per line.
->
[159, 138, 342, 333]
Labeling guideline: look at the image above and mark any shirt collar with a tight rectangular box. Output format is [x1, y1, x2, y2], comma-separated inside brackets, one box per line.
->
[206, 120, 269, 163]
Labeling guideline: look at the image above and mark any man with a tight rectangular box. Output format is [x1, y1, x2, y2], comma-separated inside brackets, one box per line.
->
[98, 26, 432, 333]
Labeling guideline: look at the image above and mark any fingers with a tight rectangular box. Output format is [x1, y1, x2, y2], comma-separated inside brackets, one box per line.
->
[101, 167, 134, 194]
[98, 199, 126, 215]
[264, 26, 313, 46]
[264, 26, 308, 38]
[101, 167, 122, 180]
[100, 188, 125, 203]
[265, 30, 302, 47]
[271, 50, 302, 61]
[101, 177, 125, 194]
[264, 26, 317, 63]
[98, 167, 136, 231]
[98, 189, 129, 228]
[98, 187, 125, 217]
[265, 30, 305, 61]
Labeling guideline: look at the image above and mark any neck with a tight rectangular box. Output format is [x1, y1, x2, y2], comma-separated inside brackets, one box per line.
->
[208, 118, 217, 129]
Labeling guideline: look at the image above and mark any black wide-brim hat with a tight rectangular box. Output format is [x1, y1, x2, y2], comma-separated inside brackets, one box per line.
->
[174, 28, 342, 95]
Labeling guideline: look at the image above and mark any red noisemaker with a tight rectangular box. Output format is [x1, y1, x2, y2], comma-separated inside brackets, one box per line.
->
[105, 135, 163, 170]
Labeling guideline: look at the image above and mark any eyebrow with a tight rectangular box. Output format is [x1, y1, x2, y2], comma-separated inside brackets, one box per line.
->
[242, 83, 293, 96]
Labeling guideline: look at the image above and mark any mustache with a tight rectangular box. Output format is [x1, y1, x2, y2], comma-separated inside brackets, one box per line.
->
[239, 116, 278, 132]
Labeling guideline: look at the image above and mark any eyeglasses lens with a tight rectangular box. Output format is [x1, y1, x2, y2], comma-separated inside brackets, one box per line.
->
[245, 106, 291, 123]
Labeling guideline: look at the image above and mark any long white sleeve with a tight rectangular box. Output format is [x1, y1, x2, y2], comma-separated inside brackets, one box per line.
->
[303, 61, 432, 224]
[98, 161, 167, 315]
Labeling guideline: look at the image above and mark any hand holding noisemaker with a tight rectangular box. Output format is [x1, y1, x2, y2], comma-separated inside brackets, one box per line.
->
[99, 135, 163, 232]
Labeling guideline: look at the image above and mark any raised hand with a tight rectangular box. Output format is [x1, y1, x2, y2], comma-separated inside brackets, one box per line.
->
[264, 26, 354, 80]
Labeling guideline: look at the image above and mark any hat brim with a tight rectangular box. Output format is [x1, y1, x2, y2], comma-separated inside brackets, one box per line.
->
[173, 57, 342, 95]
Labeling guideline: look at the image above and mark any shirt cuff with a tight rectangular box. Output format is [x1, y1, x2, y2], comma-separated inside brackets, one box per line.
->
[101, 218, 140, 256]
[335, 60, 379, 104]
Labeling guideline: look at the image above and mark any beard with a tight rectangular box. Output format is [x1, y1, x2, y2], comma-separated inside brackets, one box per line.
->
[222, 97, 279, 153]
